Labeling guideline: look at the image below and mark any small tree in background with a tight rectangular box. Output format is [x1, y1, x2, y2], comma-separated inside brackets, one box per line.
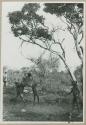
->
[26, 51, 59, 85]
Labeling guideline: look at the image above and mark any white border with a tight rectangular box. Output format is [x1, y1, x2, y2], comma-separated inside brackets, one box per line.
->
[0, 1, 85, 124]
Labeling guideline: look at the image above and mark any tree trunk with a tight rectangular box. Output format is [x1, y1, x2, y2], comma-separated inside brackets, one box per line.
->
[75, 40, 83, 103]
[57, 54, 83, 105]
[58, 54, 76, 81]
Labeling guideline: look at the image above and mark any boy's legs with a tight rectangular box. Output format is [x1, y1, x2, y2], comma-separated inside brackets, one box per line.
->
[36, 94, 39, 103]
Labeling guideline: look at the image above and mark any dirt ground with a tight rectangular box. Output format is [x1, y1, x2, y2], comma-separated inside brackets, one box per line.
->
[3, 87, 83, 122]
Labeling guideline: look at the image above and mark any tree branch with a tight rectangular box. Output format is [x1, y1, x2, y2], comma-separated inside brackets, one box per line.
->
[78, 31, 83, 44]
[61, 16, 83, 63]
[52, 38, 65, 59]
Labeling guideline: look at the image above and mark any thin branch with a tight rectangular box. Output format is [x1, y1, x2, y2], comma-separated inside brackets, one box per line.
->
[38, 50, 46, 60]
[19, 41, 24, 49]
[80, 46, 83, 54]
[60, 16, 77, 39]
[50, 25, 65, 39]
[52, 38, 65, 59]
[49, 26, 66, 59]
[78, 31, 83, 44]
[27, 57, 38, 65]
[19, 36, 30, 43]
[61, 16, 83, 62]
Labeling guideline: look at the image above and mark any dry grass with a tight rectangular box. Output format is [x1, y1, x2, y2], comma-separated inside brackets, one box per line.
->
[3, 86, 83, 121]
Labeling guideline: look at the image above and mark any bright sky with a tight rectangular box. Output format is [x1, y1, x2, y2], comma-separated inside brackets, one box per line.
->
[1, 2, 82, 72]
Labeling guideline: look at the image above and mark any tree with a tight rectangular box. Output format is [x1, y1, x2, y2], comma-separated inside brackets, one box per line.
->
[44, 3, 83, 81]
[44, 3, 83, 100]
[8, 3, 83, 101]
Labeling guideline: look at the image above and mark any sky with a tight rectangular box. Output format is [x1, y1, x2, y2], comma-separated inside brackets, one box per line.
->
[1, 2, 83, 72]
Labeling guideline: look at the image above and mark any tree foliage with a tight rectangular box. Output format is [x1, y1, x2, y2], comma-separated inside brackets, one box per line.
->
[44, 3, 83, 28]
[8, 3, 51, 40]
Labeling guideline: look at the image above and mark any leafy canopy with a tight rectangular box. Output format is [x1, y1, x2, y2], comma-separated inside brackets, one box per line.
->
[44, 3, 83, 27]
[8, 3, 51, 40]
[8, 3, 83, 42]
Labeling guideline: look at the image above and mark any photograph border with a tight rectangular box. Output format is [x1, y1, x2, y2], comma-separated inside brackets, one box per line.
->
[0, 0, 86, 124]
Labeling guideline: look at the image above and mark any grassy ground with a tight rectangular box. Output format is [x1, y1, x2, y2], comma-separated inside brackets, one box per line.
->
[3, 86, 83, 121]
